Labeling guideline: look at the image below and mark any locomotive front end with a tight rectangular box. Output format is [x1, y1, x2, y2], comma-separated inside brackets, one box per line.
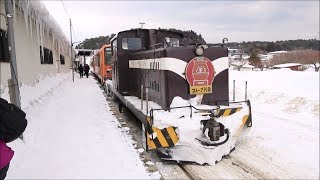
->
[140, 44, 253, 165]
[110, 29, 253, 165]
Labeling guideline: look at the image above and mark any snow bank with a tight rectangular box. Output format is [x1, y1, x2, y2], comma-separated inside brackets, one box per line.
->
[230, 69, 319, 179]
[6, 73, 157, 179]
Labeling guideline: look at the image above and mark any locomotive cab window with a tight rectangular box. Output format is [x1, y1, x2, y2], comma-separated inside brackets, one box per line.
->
[164, 37, 180, 48]
[122, 38, 142, 50]
[111, 40, 117, 56]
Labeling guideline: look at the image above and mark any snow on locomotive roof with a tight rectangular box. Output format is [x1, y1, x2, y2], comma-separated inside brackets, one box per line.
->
[15, 0, 70, 54]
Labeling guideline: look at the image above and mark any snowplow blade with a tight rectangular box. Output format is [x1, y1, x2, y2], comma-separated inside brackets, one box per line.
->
[143, 117, 179, 151]
[150, 101, 253, 165]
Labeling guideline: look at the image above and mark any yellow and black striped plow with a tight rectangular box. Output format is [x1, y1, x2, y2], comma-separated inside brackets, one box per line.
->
[216, 107, 243, 117]
[144, 116, 179, 151]
[217, 105, 252, 127]
[235, 112, 253, 136]
[195, 107, 243, 117]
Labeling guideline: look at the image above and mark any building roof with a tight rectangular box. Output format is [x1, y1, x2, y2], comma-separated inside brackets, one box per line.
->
[17, 1, 70, 54]
[268, 51, 288, 54]
[76, 49, 93, 56]
[273, 63, 301, 68]
[243, 64, 255, 68]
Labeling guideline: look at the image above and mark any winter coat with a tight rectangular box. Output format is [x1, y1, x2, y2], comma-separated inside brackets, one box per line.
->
[78, 65, 83, 73]
[0, 139, 14, 170]
[83, 64, 90, 73]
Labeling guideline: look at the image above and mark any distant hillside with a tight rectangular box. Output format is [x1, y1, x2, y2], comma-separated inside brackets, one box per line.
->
[75, 34, 116, 50]
[158, 28, 206, 45]
[226, 39, 319, 53]
[76, 29, 319, 53]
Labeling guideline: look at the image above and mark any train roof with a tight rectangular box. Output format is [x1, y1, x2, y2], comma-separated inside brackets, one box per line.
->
[93, 44, 111, 56]
[110, 28, 184, 43]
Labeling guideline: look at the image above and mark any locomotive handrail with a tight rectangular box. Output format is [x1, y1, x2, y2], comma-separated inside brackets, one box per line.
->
[149, 43, 163, 48]
[149, 100, 252, 127]
[149, 104, 221, 125]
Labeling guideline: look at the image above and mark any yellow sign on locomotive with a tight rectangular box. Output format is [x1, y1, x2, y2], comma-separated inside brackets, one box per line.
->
[190, 85, 212, 95]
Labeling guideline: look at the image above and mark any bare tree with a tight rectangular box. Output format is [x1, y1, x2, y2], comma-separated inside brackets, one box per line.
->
[269, 50, 320, 71]
[300, 50, 320, 71]
[231, 57, 248, 71]
[249, 49, 263, 71]
[229, 48, 249, 71]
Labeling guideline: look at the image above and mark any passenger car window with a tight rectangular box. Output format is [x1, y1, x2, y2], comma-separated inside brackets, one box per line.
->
[105, 47, 112, 65]
[122, 38, 142, 50]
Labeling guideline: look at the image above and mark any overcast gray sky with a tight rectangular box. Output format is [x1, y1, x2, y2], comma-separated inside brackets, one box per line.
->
[43, 1, 319, 43]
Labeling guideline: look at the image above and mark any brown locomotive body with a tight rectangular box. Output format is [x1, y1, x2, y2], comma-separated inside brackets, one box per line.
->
[110, 29, 229, 110]
[107, 29, 252, 164]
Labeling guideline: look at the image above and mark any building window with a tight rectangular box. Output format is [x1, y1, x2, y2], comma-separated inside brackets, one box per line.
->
[0, 29, 10, 62]
[60, 54, 65, 65]
[40, 46, 53, 64]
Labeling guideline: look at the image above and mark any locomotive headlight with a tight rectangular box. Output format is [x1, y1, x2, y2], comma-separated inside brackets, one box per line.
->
[195, 46, 204, 56]
[222, 37, 228, 44]
[165, 37, 171, 43]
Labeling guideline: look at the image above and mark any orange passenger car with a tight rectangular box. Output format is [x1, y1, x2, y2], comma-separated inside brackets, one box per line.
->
[92, 44, 112, 83]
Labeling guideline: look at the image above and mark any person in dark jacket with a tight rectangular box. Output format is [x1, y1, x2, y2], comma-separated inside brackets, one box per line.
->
[83, 64, 90, 78]
[78, 64, 84, 78]
[0, 139, 14, 180]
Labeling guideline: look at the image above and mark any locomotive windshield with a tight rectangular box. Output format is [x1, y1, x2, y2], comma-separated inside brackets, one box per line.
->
[164, 37, 180, 48]
[122, 38, 142, 50]
[104, 47, 112, 65]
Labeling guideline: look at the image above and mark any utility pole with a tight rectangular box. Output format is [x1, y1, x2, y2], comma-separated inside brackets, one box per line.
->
[5, 0, 21, 107]
[70, 18, 74, 82]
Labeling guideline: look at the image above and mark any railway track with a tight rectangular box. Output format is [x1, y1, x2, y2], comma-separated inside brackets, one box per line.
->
[102, 90, 268, 179]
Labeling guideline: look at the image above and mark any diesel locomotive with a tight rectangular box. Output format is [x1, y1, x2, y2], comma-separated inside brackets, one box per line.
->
[106, 29, 252, 164]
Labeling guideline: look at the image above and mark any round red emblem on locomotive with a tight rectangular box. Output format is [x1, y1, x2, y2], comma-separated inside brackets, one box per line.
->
[185, 57, 215, 95]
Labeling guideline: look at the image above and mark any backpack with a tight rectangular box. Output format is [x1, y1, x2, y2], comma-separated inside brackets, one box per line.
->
[0, 98, 28, 143]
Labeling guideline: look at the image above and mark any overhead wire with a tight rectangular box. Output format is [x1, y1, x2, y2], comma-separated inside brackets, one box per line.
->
[60, 0, 70, 19]
[72, 25, 77, 44]
[59, 0, 78, 44]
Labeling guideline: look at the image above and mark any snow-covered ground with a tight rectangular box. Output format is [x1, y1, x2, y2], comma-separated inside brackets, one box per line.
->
[2, 73, 159, 179]
[1, 69, 319, 179]
[122, 69, 319, 178]
[230, 69, 319, 179]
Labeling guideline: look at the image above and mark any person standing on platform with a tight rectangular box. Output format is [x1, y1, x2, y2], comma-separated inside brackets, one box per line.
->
[83, 64, 90, 78]
[78, 64, 84, 78]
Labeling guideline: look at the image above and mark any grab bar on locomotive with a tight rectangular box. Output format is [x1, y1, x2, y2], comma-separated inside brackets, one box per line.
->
[149, 104, 221, 125]
[148, 100, 252, 127]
